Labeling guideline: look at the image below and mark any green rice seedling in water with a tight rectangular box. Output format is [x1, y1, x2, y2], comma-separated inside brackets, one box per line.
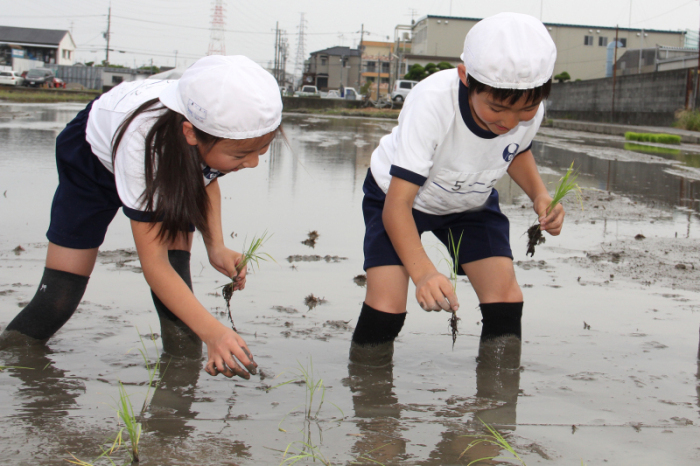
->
[129, 329, 166, 416]
[0, 365, 33, 371]
[114, 382, 142, 463]
[526, 162, 582, 257]
[349, 443, 391, 465]
[624, 131, 681, 145]
[221, 231, 275, 331]
[438, 229, 463, 347]
[458, 418, 526, 465]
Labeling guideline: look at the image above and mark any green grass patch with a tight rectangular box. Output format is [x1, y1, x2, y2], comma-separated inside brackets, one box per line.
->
[0, 88, 99, 103]
[674, 109, 700, 132]
[624, 131, 681, 145]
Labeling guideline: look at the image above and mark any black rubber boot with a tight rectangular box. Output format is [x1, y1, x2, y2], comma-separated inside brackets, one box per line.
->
[1, 268, 89, 346]
[349, 302, 406, 367]
[151, 250, 202, 359]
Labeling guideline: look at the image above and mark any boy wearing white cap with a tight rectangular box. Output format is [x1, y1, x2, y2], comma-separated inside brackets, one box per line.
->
[350, 13, 563, 364]
[1, 55, 281, 380]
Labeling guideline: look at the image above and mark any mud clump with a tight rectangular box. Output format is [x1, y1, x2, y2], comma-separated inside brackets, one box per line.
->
[449, 312, 460, 348]
[526, 224, 545, 257]
[301, 230, 320, 248]
[353, 274, 367, 287]
[287, 255, 348, 263]
[12, 245, 25, 255]
[304, 293, 327, 310]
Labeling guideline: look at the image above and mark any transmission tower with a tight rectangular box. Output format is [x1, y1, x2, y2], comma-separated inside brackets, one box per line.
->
[293, 13, 307, 86]
[207, 0, 226, 56]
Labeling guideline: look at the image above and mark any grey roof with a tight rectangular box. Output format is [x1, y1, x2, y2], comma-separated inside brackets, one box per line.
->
[309, 46, 361, 57]
[0, 26, 69, 46]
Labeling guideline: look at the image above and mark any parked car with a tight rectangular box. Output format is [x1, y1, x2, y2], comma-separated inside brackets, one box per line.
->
[0, 70, 23, 86]
[322, 87, 361, 101]
[294, 85, 319, 97]
[23, 68, 56, 88]
[391, 79, 419, 103]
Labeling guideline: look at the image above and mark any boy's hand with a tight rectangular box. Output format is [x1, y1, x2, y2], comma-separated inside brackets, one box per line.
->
[534, 194, 566, 236]
[208, 246, 247, 291]
[204, 325, 258, 379]
[414, 271, 460, 312]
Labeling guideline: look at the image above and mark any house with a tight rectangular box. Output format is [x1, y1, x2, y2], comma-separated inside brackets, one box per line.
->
[305, 46, 361, 91]
[615, 45, 699, 75]
[0, 26, 76, 72]
[408, 15, 686, 81]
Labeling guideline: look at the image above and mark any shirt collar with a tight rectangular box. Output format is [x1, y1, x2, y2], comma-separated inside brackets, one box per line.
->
[458, 80, 498, 140]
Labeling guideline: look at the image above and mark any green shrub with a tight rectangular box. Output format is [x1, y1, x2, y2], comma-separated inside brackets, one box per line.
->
[624, 132, 681, 145]
[674, 109, 700, 132]
[554, 71, 571, 82]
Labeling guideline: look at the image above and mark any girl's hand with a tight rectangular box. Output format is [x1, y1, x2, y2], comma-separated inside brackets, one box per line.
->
[414, 271, 460, 312]
[204, 325, 258, 379]
[208, 245, 247, 291]
[534, 194, 566, 236]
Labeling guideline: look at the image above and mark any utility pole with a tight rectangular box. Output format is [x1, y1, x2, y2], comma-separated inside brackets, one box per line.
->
[358, 24, 364, 89]
[612, 26, 619, 122]
[104, 3, 111, 65]
[638, 28, 644, 74]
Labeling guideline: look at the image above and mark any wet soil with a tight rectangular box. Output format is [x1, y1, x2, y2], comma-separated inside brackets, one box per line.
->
[1, 107, 700, 465]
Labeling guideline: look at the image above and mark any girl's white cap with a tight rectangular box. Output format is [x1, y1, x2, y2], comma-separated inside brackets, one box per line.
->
[461, 12, 557, 90]
[159, 55, 283, 139]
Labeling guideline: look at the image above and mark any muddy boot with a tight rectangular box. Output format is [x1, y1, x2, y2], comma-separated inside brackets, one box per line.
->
[0, 268, 89, 349]
[475, 302, 523, 429]
[349, 302, 405, 367]
[152, 250, 202, 359]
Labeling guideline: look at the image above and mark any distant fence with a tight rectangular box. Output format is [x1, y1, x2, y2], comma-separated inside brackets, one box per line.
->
[547, 68, 700, 127]
[52, 65, 103, 90]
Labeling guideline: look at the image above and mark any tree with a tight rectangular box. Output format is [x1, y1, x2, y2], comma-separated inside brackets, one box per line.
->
[404, 61, 455, 81]
[554, 71, 571, 83]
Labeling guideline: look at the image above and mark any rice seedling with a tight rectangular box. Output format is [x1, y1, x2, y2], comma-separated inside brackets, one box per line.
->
[526, 162, 582, 257]
[268, 357, 343, 465]
[128, 330, 166, 416]
[221, 231, 275, 331]
[0, 365, 33, 371]
[438, 229, 463, 347]
[114, 382, 142, 462]
[624, 131, 681, 145]
[458, 418, 526, 465]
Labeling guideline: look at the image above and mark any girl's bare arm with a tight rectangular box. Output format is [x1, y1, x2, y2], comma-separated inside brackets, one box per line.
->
[131, 219, 257, 378]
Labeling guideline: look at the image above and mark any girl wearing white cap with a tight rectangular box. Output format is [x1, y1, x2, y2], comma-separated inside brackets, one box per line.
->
[351, 13, 563, 365]
[1, 55, 282, 379]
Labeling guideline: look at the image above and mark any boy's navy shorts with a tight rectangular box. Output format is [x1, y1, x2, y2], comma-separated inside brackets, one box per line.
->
[47, 100, 124, 249]
[362, 169, 513, 275]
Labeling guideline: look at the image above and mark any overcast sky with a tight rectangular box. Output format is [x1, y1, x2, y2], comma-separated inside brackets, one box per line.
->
[4, 0, 699, 72]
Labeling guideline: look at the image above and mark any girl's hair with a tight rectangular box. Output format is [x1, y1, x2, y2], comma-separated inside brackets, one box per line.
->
[112, 98, 222, 243]
[467, 74, 552, 106]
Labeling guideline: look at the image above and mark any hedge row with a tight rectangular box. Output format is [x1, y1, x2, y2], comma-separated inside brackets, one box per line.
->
[624, 132, 681, 145]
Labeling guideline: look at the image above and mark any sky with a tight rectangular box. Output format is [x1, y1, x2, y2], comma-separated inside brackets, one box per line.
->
[4, 0, 699, 74]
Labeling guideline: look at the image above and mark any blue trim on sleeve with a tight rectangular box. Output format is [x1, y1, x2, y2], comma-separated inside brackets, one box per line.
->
[517, 142, 533, 155]
[390, 165, 428, 186]
[458, 80, 498, 140]
[122, 206, 156, 222]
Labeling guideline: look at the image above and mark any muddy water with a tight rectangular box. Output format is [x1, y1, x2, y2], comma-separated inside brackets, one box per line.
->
[1, 104, 700, 465]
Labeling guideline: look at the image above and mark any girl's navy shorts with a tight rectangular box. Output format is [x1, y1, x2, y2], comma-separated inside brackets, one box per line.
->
[362, 169, 513, 275]
[47, 100, 124, 249]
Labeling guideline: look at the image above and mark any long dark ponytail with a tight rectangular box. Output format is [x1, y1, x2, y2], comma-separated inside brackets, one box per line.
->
[112, 98, 222, 243]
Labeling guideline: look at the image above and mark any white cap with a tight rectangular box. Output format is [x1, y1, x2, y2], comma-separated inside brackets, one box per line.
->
[461, 12, 557, 90]
[159, 55, 283, 139]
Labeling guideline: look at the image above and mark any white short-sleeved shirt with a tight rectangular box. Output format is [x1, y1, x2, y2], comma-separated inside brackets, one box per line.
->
[85, 79, 222, 218]
[370, 68, 543, 215]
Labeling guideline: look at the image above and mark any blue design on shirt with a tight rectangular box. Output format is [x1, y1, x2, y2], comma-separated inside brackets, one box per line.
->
[202, 165, 223, 180]
[502, 143, 520, 162]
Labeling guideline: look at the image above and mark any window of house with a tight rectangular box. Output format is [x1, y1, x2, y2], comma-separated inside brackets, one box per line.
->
[599, 36, 608, 47]
[619, 38, 627, 47]
[320, 55, 327, 66]
[112, 75, 123, 84]
[381, 62, 390, 73]
[584, 35, 594, 46]
[365, 61, 376, 72]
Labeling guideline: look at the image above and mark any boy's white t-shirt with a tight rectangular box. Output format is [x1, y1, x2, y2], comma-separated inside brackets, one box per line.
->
[370, 68, 543, 215]
[85, 79, 222, 216]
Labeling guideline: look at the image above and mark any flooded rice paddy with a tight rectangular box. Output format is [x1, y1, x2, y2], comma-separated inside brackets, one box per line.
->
[1, 103, 700, 465]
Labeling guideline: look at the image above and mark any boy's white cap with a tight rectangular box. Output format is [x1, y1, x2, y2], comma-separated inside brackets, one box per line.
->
[461, 12, 557, 90]
[159, 55, 282, 139]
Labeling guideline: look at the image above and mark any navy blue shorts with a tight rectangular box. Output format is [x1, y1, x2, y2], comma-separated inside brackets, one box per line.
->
[47, 100, 124, 249]
[362, 169, 512, 275]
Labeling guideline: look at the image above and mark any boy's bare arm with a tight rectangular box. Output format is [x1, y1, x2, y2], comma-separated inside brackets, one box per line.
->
[507, 150, 565, 235]
[383, 177, 459, 311]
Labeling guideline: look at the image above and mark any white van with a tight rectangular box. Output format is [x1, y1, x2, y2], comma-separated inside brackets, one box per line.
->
[391, 80, 418, 103]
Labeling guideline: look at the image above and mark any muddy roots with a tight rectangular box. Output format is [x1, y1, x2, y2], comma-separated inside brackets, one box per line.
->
[222, 282, 237, 332]
[449, 312, 460, 348]
[526, 224, 545, 257]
